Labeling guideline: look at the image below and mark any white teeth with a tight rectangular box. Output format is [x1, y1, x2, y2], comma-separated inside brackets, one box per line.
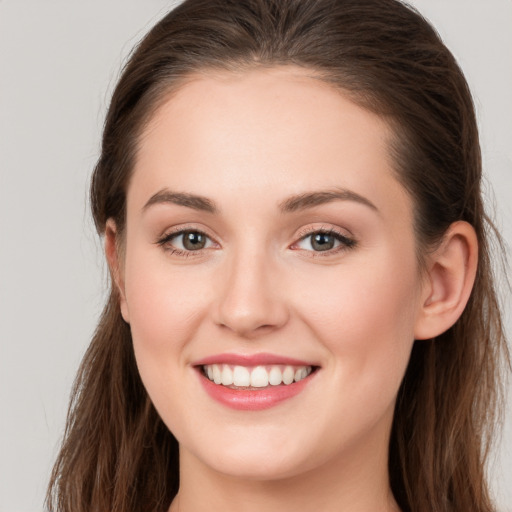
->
[221, 365, 233, 386]
[203, 363, 313, 388]
[282, 366, 295, 385]
[232, 366, 251, 387]
[250, 366, 269, 387]
[213, 364, 222, 384]
[268, 366, 282, 386]
[294, 367, 309, 382]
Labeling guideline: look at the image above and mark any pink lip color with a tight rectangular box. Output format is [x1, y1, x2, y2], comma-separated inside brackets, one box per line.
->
[193, 352, 314, 367]
[193, 353, 317, 411]
[197, 371, 314, 410]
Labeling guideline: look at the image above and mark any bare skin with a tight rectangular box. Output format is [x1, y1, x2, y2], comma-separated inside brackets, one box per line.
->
[105, 67, 477, 512]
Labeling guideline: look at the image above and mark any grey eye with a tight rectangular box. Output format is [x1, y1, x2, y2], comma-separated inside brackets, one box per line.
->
[159, 229, 214, 252]
[181, 231, 207, 250]
[295, 230, 355, 253]
[296, 232, 342, 252]
[310, 233, 336, 251]
[176, 230, 209, 250]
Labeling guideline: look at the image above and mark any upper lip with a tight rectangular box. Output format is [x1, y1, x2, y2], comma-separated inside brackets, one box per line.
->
[192, 352, 317, 367]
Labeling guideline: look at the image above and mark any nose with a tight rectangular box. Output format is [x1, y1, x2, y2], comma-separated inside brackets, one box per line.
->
[213, 248, 289, 338]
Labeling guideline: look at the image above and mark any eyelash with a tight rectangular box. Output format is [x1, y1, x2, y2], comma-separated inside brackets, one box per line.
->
[156, 227, 215, 258]
[293, 227, 357, 257]
[156, 226, 357, 258]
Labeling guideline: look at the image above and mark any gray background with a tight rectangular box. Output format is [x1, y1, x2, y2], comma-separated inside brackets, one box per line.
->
[0, 1, 510, 511]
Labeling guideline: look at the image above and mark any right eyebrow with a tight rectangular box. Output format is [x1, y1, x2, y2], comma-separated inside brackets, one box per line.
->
[142, 189, 219, 214]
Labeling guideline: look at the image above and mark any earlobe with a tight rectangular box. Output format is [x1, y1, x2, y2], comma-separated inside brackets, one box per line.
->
[105, 219, 130, 323]
[414, 221, 478, 340]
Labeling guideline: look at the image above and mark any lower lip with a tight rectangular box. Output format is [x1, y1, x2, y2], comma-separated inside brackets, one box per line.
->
[197, 370, 316, 411]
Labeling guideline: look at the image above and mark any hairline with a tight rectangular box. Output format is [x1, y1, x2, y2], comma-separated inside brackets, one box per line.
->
[116, 61, 432, 271]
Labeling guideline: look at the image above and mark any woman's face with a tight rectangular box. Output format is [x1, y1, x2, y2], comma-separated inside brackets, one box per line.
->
[117, 67, 427, 480]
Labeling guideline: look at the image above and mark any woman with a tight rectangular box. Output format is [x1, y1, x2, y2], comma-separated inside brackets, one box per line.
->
[46, 0, 509, 511]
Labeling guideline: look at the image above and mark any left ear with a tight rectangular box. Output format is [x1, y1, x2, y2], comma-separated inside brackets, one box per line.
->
[414, 221, 478, 340]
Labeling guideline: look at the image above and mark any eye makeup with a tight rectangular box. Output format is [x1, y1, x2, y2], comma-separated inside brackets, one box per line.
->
[155, 223, 357, 259]
[155, 226, 218, 258]
[292, 226, 357, 257]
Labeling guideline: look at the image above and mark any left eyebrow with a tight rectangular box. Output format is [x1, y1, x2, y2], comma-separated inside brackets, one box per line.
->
[279, 188, 378, 213]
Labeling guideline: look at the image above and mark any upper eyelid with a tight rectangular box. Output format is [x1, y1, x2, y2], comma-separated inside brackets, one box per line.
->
[157, 225, 217, 243]
[156, 224, 356, 249]
[291, 224, 357, 252]
[156, 229, 217, 255]
[295, 224, 354, 241]
[293, 230, 355, 247]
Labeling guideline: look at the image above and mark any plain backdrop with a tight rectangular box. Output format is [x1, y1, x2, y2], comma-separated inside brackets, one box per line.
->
[0, 1, 510, 511]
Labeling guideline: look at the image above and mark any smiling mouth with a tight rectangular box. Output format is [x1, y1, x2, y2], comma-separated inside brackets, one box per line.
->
[200, 364, 316, 389]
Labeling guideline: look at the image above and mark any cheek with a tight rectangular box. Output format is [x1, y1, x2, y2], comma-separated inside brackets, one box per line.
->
[122, 246, 211, 370]
[293, 249, 420, 392]
[121, 249, 213, 435]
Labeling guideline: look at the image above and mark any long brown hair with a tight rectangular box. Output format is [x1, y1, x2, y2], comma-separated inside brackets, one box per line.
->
[46, 1, 509, 511]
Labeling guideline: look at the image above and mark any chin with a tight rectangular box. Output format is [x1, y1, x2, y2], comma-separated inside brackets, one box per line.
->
[182, 426, 328, 482]
[203, 451, 308, 481]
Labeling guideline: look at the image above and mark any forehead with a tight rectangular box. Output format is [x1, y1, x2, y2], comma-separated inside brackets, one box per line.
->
[131, 66, 411, 223]
[140, 66, 393, 164]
